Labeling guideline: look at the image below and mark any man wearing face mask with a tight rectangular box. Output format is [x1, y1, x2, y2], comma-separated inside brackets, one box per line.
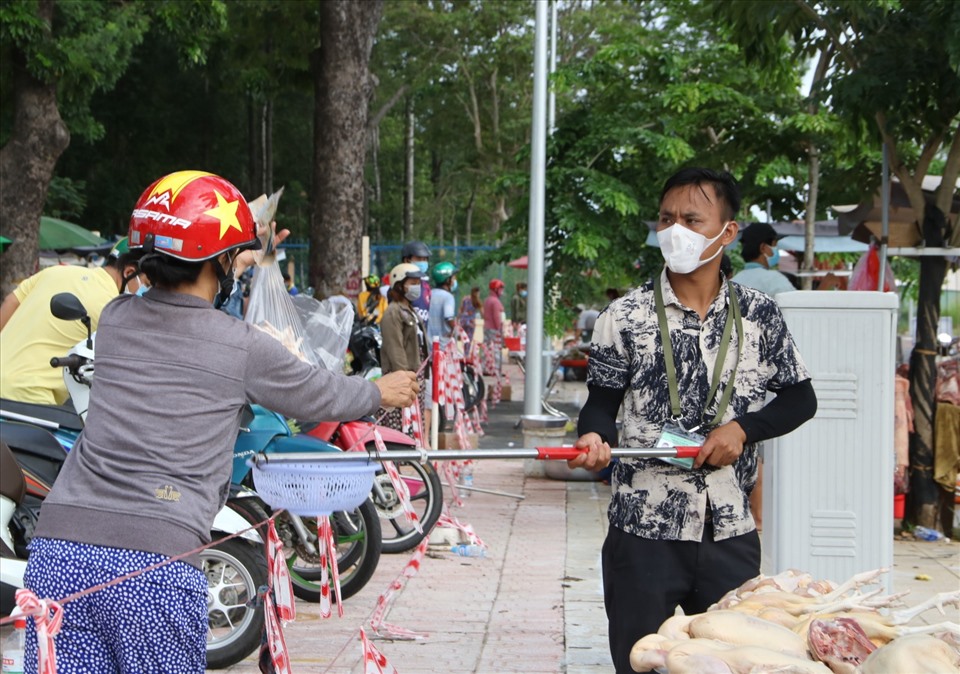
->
[0, 238, 144, 405]
[570, 167, 817, 673]
[732, 222, 796, 297]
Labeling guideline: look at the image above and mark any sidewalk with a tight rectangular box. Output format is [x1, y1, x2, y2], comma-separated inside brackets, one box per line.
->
[218, 372, 959, 673]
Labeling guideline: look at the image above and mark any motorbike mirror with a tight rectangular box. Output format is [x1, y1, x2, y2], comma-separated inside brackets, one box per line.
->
[50, 292, 93, 349]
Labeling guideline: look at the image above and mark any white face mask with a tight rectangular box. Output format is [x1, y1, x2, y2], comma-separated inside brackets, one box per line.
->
[405, 283, 422, 302]
[657, 222, 729, 274]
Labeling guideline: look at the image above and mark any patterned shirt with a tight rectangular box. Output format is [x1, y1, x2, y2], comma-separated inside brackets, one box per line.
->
[587, 269, 810, 542]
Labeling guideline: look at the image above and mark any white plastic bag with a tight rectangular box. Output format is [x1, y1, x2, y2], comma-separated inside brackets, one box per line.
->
[291, 294, 354, 372]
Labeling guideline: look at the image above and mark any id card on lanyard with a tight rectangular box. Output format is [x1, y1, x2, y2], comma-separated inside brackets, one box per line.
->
[653, 273, 743, 470]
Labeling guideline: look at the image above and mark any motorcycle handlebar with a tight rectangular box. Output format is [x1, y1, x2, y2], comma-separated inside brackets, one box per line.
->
[50, 354, 84, 370]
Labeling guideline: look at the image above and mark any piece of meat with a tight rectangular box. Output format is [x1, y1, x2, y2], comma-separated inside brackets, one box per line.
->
[657, 614, 694, 640]
[807, 618, 876, 673]
[665, 641, 831, 674]
[859, 633, 960, 673]
[689, 610, 810, 658]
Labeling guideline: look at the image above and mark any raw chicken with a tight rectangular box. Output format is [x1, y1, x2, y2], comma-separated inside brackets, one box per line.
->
[689, 611, 810, 658]
[664, 640, 830, 674]
[859, 633, 960, 673]
[806, 618, 876, 673]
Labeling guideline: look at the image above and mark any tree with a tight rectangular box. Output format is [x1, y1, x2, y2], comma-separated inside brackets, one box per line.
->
[715, 0, 960, 530]
[0, 0, 226, 293]
[465, 0, 818, 332]
[309, 0, 384, 298]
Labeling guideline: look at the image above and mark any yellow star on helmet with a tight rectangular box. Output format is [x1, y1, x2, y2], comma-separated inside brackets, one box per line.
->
[204, 190, 243, 240]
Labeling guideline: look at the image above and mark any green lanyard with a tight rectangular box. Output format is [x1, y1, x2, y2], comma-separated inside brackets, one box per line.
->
[654, 273, 743, 429]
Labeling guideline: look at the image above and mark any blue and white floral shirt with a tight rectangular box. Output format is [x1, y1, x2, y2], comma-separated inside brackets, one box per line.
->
[587, 268, 810, 542]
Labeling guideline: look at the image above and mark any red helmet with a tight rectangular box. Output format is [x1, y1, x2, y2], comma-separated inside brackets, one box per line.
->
[489, 279, 505, 292]
[128, 171, 259, 261]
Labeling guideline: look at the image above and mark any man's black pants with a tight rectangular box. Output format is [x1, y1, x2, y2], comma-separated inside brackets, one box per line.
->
[601, 523, 761, 673]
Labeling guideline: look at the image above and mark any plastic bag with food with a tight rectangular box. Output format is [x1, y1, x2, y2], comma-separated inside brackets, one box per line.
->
[243, 188, 317, 365]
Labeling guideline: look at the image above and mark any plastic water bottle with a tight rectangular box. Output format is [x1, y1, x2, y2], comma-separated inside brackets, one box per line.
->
[451, 543, 486, 558]
[913, 526, 946, 542]
[2, 614, 26, 674]
[460, 465, 474, 498]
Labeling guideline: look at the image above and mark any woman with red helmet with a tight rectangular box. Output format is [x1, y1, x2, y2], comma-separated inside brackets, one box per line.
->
[22, 171, 420, 673]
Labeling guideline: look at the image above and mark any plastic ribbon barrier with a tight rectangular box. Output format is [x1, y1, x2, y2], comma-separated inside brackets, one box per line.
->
[372, 429, 422, 533]
[368, 538, 429, 640]
[317, 516, 344, 619]
[14, 590, 62, 674]
[401, 400, 424, 448]
[261, 591, 293, 674]
[266, 519, 296, 622]
[360, 627, 399, 674]
[436, 507, 486, 549]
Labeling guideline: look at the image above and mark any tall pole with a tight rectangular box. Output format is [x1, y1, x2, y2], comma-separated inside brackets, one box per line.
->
[548, 0, 557, 134]
[878, 143, 890, 292]
[524, 0, 548, 416]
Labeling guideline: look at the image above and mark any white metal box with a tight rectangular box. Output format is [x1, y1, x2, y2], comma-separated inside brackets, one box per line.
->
[762, 291, 898, 589]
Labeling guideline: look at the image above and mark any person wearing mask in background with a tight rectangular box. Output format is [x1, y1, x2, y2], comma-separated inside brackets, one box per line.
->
[428, 262, 458, 350]
[459, 286, 482, 349]
[380, 263, 430, 439]
[0, 238, 145, 405]
[731, 223, 796, 531]
[510, 281, 527, 329]
[483, 279, 506, 376]
[21, 171, 420, 673]
[731, 222, 795, 297]
[357, 274, 388, 324]
[400, 240, 432, 324]
[571, 167, 817, 673]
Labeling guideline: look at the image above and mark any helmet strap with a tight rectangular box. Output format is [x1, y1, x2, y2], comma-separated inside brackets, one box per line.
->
[213, 252, 236, 309]
[120, 265, 141, 295]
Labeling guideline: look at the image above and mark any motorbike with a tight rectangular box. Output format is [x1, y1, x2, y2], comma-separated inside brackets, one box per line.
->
[304, 417, 443, 553]
[0, 293, 267, 669]
[346, 316, 382, 380]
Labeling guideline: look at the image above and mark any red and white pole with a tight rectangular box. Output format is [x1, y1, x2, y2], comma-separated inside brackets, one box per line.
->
[430, 337, 440, 450]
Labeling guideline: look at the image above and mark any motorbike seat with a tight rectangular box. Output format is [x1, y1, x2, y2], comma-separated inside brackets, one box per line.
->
[0, 398, 83, 431]
[0, 422, 69, 464]
[0, 441, 25, 505]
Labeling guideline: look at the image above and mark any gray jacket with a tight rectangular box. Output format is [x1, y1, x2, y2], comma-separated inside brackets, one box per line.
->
[35, 289, 381, 565]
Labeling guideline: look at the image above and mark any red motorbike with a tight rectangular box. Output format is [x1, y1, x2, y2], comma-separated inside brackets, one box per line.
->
[303, 418, 443, 553]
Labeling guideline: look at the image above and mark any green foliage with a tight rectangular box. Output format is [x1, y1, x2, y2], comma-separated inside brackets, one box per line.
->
[44, 176, 86, 222]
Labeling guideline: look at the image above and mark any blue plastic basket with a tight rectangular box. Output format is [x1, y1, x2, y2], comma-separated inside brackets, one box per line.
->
[250, 460, 378, 516]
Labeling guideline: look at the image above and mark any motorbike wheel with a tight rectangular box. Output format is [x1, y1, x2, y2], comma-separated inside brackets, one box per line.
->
[203, 537, 267, 670]
[372, 443, 443, 553]
[288, 498, 382, 603]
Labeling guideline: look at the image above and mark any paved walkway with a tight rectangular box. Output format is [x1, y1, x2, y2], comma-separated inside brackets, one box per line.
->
[218, 375, 959, 673]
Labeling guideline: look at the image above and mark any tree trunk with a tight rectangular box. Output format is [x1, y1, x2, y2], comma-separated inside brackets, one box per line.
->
[464, 187, 476, 246]
[264, 98, 274, 194]
[905, 204, 948, 529]
[0, 0, 70, 294]
[403, 96, 415, 240]
[309, 0, 383, 298]
[248, 97, 261, 196]
[802, 146, 819, 290]
[431, 150, 443, 244]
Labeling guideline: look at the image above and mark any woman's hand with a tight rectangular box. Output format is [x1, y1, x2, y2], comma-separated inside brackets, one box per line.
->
[569, 432, 611, 471]
[375, 371, 420, 408]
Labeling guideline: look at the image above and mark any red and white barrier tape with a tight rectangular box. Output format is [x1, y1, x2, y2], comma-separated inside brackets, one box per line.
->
[266, 519, 296, 623]
[360, 627, 399, 674]
[436, 507, 485, 548]
[262, 591, 293, 674]
[317, 516, 344, 619]
[373, 429, 422, 533]
[14, 590, 62, 674]
[369, 538, 429, 640]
